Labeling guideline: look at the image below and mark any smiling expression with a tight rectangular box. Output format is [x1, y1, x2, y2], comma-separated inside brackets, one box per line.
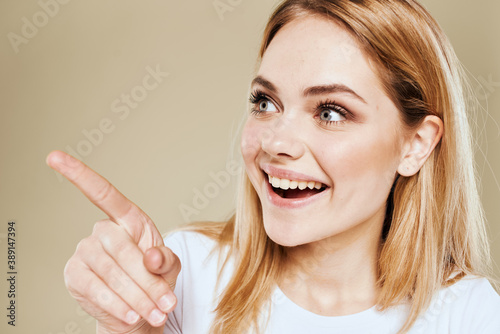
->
[240, 16, 408, 247]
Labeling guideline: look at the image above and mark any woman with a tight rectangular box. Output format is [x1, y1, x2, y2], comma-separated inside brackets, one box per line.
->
[47, 0, 500, 333]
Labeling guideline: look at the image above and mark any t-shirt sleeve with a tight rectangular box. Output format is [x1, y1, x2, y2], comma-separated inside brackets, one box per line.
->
[162, 231, 185, 334]
[160, 229, 231, 333]
[454, 278, 500, 333]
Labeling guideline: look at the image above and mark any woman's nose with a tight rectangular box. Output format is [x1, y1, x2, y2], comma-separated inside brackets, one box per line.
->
[260, 115, 305, 160]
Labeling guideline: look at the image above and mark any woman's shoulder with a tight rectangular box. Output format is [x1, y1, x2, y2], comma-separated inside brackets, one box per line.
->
[163, 229, 224, 262]
[162, 229, 234, 333]
[444, 275, 500, 309]
[163, 228, 216, 246]
[412, 275, 500, 333]
[162, 220, 233, 262]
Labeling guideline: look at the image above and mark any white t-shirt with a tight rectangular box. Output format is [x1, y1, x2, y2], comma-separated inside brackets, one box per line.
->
[163, 230, 500, 334]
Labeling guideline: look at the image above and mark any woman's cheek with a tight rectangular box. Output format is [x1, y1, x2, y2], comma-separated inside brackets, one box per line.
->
[241, 120, 263, 162]
[342, 132, 400, 193]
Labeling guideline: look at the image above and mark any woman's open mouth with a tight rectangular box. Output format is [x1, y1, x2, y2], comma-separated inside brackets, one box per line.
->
[269, 173, 327, 198]
[264, 172, 330, 207]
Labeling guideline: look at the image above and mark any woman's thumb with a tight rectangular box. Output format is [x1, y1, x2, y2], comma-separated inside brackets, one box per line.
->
[144, 246, 181, 291]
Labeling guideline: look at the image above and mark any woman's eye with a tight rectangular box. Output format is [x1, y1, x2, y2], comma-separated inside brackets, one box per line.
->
[258, 99, 277, 112]
[249, 91, 279, 115]
[319, 108, 346, 122]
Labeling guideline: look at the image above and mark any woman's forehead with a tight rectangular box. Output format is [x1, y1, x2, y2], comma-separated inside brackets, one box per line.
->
[256, 16, 385, 104]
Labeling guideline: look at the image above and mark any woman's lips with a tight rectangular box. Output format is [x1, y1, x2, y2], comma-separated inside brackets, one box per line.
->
[263, 172, 330, 209]
[261, 164, 330, 187]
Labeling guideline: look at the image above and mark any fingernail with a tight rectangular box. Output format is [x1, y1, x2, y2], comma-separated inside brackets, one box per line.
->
[158, 293, 176, 312]
[125, 310, 140, 325]
[149, 309, 166, 325]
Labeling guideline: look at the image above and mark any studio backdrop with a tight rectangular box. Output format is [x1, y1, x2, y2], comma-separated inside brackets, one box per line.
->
[1, 0, 499, 333]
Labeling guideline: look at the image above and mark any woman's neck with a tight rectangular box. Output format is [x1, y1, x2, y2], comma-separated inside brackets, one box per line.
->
[278, 215, 384, 316]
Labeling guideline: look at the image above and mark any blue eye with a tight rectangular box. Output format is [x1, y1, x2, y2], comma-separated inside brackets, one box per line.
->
[249, 90, 278, 114]
[316, 100, 349, 126]
[249, 90, 350, 126]
[319, 108, 346, 122]
[258, 99, 277, 112]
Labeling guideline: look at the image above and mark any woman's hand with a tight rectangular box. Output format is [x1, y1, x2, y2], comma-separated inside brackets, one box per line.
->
[46, 151, 181, 334]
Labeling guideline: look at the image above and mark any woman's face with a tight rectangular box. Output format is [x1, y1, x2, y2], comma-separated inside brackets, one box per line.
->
[241, 16, 407, 247]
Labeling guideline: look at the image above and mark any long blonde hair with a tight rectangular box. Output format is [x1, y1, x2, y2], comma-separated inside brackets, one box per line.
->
[180, 0, 492, 333]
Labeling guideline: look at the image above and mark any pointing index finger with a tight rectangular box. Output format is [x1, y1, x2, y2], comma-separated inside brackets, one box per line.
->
[46, 150, 138, 222]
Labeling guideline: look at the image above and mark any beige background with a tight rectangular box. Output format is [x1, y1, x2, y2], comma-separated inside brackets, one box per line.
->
[0, 0, 498, 333]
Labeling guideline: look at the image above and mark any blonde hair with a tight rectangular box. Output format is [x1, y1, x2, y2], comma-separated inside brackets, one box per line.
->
[180, 0, 492, 333]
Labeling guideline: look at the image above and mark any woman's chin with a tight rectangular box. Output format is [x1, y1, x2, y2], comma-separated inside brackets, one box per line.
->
[263, 219, 308, 247]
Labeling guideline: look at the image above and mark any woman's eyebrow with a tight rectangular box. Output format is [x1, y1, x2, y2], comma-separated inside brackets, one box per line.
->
[251, 75, 367, 104]
[304, 84, 367, 104]
[251, 75, 278, 93]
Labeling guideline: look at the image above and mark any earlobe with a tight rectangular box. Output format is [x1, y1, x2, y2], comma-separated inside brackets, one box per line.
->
[397, 115, 444, 177]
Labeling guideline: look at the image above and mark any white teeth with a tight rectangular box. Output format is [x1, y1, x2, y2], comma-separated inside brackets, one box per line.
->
[272, 177, 281, 188]
[267, 175, 325, 191]
[280, 179, 290, 190]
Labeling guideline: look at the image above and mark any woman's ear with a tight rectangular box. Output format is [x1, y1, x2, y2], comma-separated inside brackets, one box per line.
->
[397, 115, 444, 177]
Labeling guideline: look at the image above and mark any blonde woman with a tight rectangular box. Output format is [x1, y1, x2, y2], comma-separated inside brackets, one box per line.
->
[47, 0, 500, 333]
